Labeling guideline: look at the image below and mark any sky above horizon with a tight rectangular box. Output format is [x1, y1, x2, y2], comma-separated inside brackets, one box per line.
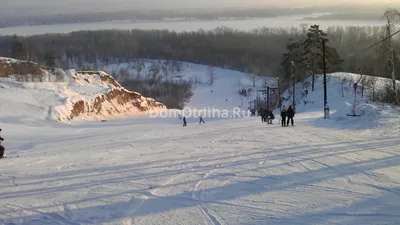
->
[0, 0, 398, 15]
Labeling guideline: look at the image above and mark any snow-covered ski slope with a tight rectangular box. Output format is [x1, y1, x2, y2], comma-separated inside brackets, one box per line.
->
[0, 70, 400, 225]
[99, 60, 277, 110]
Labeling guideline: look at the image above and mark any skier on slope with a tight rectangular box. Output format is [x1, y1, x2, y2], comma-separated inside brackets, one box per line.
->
[199, 116, 205, 124]
[286, 105, 295, 126]
[280, 105, 287, 127]
[183, 117, 187, 127]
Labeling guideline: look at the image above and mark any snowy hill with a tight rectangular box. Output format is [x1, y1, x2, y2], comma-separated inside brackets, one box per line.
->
[96, 60, 278, 111]
[0, 58, 166, 123]
[280, 72, 400, 135]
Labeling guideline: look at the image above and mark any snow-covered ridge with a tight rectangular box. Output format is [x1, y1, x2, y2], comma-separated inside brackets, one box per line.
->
[0, 57, 166, 123]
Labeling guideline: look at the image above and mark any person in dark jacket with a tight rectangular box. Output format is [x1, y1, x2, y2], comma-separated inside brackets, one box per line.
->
[259, 108, 266, 123]
[286, 105, 295, 126]
[199, 116, 205, 124]
[183, 117, 187, 127]
[0, 133, 4, 158]
[280, 105, 287, 127]
[267, 109, 274, 124]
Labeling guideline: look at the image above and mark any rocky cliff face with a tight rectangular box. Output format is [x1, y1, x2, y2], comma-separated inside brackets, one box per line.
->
[62, 70, 166, 121]
[0, 57, 46, 78]
[0, 57, 166, 122]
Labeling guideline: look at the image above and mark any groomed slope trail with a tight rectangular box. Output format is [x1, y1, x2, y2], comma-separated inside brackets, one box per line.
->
[0, 114, 399, 225]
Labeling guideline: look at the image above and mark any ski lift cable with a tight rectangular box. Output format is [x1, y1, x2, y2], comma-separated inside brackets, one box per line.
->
[354, 18, 400, 46]
[351, 28, 400, 58]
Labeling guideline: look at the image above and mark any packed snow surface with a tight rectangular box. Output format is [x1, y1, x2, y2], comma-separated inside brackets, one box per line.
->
[0, 69, 399, 225]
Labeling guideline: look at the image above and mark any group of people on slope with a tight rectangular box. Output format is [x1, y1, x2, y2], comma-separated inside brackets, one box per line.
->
[179, 114, 205, 127]
[280, 105, 295, 127]
[259, 108, 274, 124]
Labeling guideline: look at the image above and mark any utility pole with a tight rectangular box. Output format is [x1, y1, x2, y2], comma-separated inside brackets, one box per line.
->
[291, 61, 296, 111]
[264, 78, 267, 108]
[386, 16, 399, 105]
[312, 41, 316, 92]
[264, 78, 267, 89]
[276, 77, 281, 110]
[308, 65, 315, 92]
[267, 86, 270, 109]
[322, 38, 329, 119]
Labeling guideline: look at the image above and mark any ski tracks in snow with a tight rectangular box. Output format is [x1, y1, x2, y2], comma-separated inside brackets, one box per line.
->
[150, 173, 186, 196]
[192, 168, 227, 225]
[121, 195, 149, 225]
[4, 203, 80, 225]
[121, 173, 187, 224]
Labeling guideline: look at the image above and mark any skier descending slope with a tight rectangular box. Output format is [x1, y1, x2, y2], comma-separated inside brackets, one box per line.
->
[199, 116, 205, 124]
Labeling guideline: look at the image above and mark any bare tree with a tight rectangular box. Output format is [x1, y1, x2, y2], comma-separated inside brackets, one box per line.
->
[341, 76, 351, 97]
[360, 76, 368, 98]
[366, 76, 378, 102]
[383, 8, 400, 105]
[208, 66, 215, 86]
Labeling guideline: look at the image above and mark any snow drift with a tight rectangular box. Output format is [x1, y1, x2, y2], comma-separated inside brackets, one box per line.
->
[0, 57, 166, 122]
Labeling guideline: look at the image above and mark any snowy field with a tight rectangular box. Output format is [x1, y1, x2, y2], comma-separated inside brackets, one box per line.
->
[0, 110, 399, 225]
[1, 69, 400, 224]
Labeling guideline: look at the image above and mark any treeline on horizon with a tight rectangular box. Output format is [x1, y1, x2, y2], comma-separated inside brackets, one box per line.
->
[0, 24, 399, 82]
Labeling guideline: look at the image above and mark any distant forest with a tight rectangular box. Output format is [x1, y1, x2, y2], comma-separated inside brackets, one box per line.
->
[1, 25, 399, 81]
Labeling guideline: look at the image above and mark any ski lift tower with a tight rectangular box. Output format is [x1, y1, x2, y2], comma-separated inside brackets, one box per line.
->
[258, 85, 278, 110]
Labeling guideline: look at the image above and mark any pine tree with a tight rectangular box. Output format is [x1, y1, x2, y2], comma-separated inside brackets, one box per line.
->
[280, 41, 303, 81]
[11, 35, 25, 60]
[323, 46, 344, 73]
[302, 25, 328, 91]
[45, 52, 56, 68]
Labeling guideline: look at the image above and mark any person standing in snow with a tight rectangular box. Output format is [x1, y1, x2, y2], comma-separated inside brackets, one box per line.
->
[286, 105, 295, 126]
[0, 129, 4, 158]
[304, 88, 309, 99]
[280, 105, 287, 127]
[267, 109, 274, 124]
[259, 108, 266, 123]
[183, 117, 187, 127]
